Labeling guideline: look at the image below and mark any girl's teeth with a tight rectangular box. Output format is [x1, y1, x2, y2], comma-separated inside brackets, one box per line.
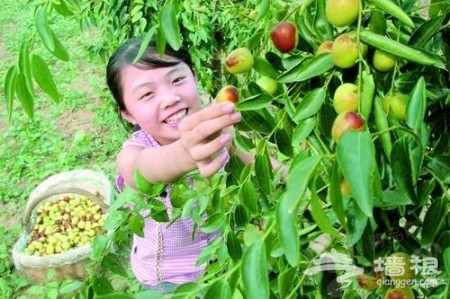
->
[165, 110, 186, 123]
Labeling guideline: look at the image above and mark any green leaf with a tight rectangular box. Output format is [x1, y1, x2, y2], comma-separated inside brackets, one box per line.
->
[242, 240, 269, 299]
[128, 213, 145, 237]
[390, 137, 416, 201]
[406, 77, 426, 135]
[52, 32, 70, 61]
[278, 53, 334, 83]
[59, 280, 82, 294]
[278, 267, 297, 299]
[201, 213, 226, 233]
[205, 280, 232, 299]
[444, 247, 450, 276]
[310, 182, 342, 239]
[293, 87, 326, 122]
[160, 3, 181, 50]
[255, 152, 273, 196]
[100, 253, 129, 277]
[92, 275, 114, 295]
[238, 94, 273, 111]
[4, 65, 18, 121]
[275, 128, 293, 157]
[375, 190, 413, 208]
[278, 155, 322, 266]
[31, 54, 59, 103]
[292, 117, 316, 144]
[15, 73, 34, 119]
[369, 0, 415, 28]
[421, 197, 447, 248]
[337, 131, 375, 217]
[134, 169, 166, 196]
[35, 6, 55, 52]
[253, 56, 280, 78]
[234, 204, 249, 227]
[409, 15, 445, 48]
[347, 201, 368, 246]
[149, 200, 170, 222]
[241, 110, 275, 134]
[328, 162, 347, 229]
[427, 155, 450, 184]
[19, 41, 33, 94]
[226, 230, 242, 262]
[91, 234, 110, 261]
[256, 0, 270, 21]
[239, 180, 258, 215]
[134, 26, 157, 63]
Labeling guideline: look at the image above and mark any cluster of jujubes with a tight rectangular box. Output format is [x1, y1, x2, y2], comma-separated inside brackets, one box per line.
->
[25, 194, 106, 256]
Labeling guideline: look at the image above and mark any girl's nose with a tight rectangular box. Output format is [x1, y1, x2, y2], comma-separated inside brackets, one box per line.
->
[161, 95, 181, 109]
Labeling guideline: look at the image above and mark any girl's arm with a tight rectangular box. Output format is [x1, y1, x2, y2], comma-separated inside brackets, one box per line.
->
[118, 103, 241, 188]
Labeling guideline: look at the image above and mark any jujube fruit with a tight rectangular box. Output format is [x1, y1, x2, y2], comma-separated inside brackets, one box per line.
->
[332, 32, 365, 69]
[373, 49, 397, 72]
[382, 92, 408, 120]
[326, 0, 360, 27]
[384, 286, 415, 299]
[215, 85, 239, 104]
[333, 83, 360, 113]
[224, 47, 254, 74]
[270, 21, 298, 53]
[316, 40, 334, 55]
[256, 76, 278, 95]
[331, 111, 365, 141]
[385, 252, 416, 286]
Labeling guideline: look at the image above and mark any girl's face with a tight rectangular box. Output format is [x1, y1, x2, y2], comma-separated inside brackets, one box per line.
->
[120, 62, 202, 145]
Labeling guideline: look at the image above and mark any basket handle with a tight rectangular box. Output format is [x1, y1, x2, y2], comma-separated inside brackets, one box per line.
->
[22, 187, 107, 231]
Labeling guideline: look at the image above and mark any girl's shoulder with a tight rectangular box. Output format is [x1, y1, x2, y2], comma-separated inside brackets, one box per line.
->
[122, 129, 159, 149]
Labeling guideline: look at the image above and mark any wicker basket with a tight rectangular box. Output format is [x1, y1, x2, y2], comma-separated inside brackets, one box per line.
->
[12, 169, 113, 283]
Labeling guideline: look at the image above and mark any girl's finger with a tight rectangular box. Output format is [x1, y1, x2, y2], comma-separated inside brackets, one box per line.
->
[179, 103, 237, 131]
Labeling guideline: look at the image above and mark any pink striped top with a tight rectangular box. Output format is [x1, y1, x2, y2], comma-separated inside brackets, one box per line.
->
[116, 130, 218, 287]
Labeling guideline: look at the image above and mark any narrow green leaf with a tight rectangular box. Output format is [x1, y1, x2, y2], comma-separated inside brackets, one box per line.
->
[19, 41, 33, 94]
[421, 197, 447, 248]
[310, 183, 342, 239]
[428, 155, 450, 184]
[35, 6, 55, 52]
[226, 230, 242, 261]
[101, 253, 128, 277]
[409, 15, 445, 48]
[239, 180, 258, 215]
[253, 56, 280, 78]
[256, 0, 270, 21]
[278, 155, 322, 266]
[369, 0, 415, 28]
[4, 65, 18, 121]
[390, 137, 416, 201]
[160, 3, 181, 50]
[275, 128, 294, 157]
[31, 54, 60, 102]
[15, 73, 34, 119]
[205, 280, 232, 299]
[238, 94, 273, 111]
[444, 247, 450, 276]
[293, 87, 326, 121]
[337, 131, 375, 217]
[278, 267, 297, 299]
[242, 240, 269, 299]
[278, 53, 334, 83]
[328, 162, 347, 229]
[91, 235, 110, 261]
[241, 110, 274, 134]
[406, 77, 426, 134]
[347, 201, 368, 246]
[134, 26, 157, 63]
[59, 281, 83, 294]
[292, 117, 316, 144]
[360, 30, 443, 67]
[255, 152, 273, 196]
[51, 33, 70, 61]
[234, 204, 249, 227]
[201, 213, 226, 233]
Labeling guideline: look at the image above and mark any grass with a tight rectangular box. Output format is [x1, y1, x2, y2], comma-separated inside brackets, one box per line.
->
[0, 0, 127, 297]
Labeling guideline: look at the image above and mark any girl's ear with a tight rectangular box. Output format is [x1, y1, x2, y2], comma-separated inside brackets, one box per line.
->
[120, 109, 137, 125]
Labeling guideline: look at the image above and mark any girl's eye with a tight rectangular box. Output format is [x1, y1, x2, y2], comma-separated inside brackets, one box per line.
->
[139, 91, 153, 100]
[173, 76, 185, 84]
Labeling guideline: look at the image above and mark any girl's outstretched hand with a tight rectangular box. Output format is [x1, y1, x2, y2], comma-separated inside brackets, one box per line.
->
[178, 103, 241, 177]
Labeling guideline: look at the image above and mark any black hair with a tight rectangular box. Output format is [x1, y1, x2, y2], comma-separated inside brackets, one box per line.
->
[106, 36, 193, 111]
